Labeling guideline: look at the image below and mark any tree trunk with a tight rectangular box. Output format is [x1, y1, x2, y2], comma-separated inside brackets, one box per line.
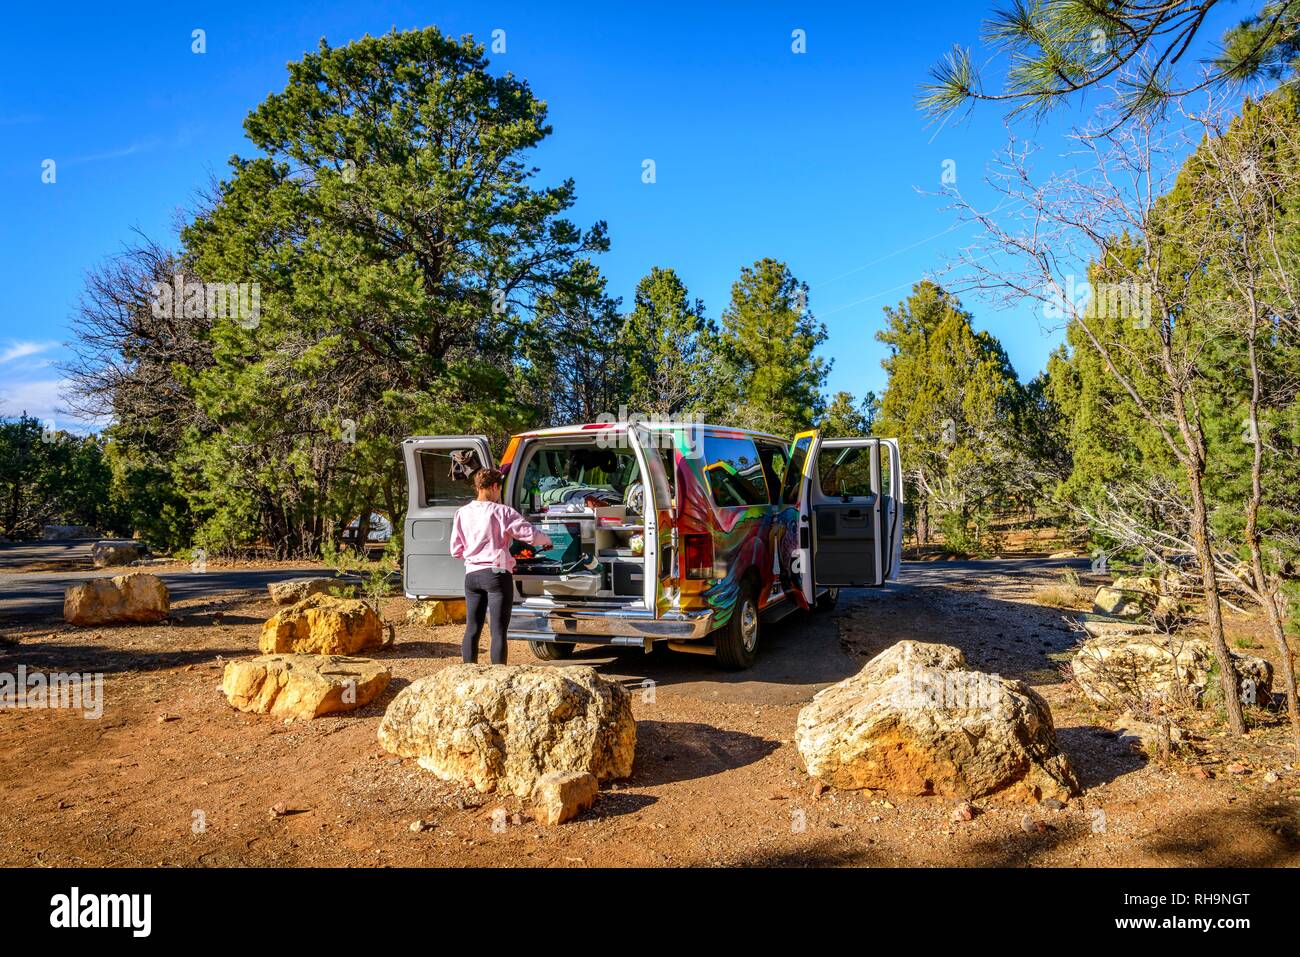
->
[1244, 331, 1300, 754]
[1185, 462, 1246, 734]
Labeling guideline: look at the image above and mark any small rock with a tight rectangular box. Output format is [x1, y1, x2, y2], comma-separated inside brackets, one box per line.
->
[530, 771, 599, 826]
[157, 713, 179, 723]
[951, 801, 977, 822]
[267, 577, 335, 606]
[1042, 797, 1066, 810]
[1226, 763, 1250, 776]
[1020, 814, 1046, 835]
[811, 780, 828, 801]
[269, 802, 288, 818]
[409, 819, 430, 833]
[1263, 771, 1280, 784]
[407, 599, 468, 626]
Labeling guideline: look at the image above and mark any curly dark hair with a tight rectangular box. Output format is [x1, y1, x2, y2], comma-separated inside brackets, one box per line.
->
[473, 468, 504, 491]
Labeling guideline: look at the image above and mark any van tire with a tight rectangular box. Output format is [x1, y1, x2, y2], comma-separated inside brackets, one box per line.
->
[529, 640, 575, 661]
[715, 583, 760, 670]
[814, 587, 839, 613]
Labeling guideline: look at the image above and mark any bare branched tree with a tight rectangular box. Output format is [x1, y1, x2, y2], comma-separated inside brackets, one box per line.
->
[941, 95, 1256, 734]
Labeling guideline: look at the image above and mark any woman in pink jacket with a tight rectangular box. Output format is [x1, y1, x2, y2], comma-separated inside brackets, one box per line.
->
[449, 468, 553, 664]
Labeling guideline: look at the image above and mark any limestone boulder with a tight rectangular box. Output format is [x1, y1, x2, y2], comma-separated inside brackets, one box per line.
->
[222, 654, 390, 720]
[795, 641, 1078, 803]
[259, 593, 383, 656]
[64, 573, 169, 626]
[91, 540, 145, 568]
[1070, 633, 1272, 709]
[43, 524, 97, 540]
[1095, 577, 1181, 623]
[406, 599, 468, 626]
[267, 577, 336, 605]
[377, 664, 635, 796]
[1093, 585, 1151, 619]
[530, 771, 599, 825]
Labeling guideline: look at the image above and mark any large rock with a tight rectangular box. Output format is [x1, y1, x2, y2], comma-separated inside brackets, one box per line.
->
[1071, 634, 1273, 709]
[267, 577, 336, 606]
[1093, 585, 1151, 619]
[377, 664, 636, 796]
[91, 540, 145, 568]
[222, 654, 390, 719]
[259, 593, 383, 656]
[406, 599, 467, 626]
[64, 573, 169, 626]
[795, 641, 1078, 803]
[1095, 577, 1180, 622]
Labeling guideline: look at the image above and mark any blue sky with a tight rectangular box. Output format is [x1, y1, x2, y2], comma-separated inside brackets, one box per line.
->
[0, 0, 1245, 428]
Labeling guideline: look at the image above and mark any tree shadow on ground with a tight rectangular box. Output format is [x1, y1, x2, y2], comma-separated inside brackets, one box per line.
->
[589, 790, 657, 819]
[695, 837, 889, 867]
[0, 640, 249, 677]
[383, 639, 464, 661]
[956, 792, 1300, 867]
[839, 583, 1087, 689]
[1055, 725, 1149, 790]
[551, 607, 861, 693]
[627, 720, 780, 787]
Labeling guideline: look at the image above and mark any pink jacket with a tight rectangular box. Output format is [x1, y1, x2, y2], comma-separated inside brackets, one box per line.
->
[450, 500, 553, 574]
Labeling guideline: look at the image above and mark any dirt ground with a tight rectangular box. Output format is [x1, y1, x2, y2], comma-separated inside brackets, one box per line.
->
[2, 558, 1298, 868]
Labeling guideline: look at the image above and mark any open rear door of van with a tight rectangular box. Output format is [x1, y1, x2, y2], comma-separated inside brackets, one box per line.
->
[786, 431, 903, 604]
[402, 435, 494, 599]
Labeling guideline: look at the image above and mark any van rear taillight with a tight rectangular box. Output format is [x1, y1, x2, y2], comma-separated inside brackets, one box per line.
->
[683, 534, 714, 579]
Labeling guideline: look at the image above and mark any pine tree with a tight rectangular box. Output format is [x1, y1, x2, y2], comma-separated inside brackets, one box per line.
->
[822, 390, 876, 436]
[718, 258, 828, 434]
[874, 281, 1028, 547]
[619, 267, 721, 418]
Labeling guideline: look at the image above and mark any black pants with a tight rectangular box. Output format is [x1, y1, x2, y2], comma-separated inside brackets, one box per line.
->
[463, 569, 513, 664]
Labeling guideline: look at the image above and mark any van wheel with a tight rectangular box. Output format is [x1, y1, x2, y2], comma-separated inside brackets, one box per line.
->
[715, 584, 760, 670]
[529, 640, 575, 661]
[815, 587, 839, 613]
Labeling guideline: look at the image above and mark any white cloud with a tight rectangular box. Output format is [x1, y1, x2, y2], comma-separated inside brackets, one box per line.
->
[0, 340, 57, 364]
[0, 378, 104, 432]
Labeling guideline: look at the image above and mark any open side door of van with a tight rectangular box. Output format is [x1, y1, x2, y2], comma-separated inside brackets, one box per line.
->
[787, 431, 904, 605]
[402, 435, 494, 599]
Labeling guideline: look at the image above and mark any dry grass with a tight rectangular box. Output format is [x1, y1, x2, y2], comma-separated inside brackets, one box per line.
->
[1034, 584, 1094, 609]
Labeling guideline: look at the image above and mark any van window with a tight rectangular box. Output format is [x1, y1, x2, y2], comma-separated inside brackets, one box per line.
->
[514, 443, 642, 514]
[818, 445, 875, 498]
[701, 434, 769, 507]
[782, 433, 814, 505]
[756, 442, 789, 504]
[418, 448, 481, 507]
